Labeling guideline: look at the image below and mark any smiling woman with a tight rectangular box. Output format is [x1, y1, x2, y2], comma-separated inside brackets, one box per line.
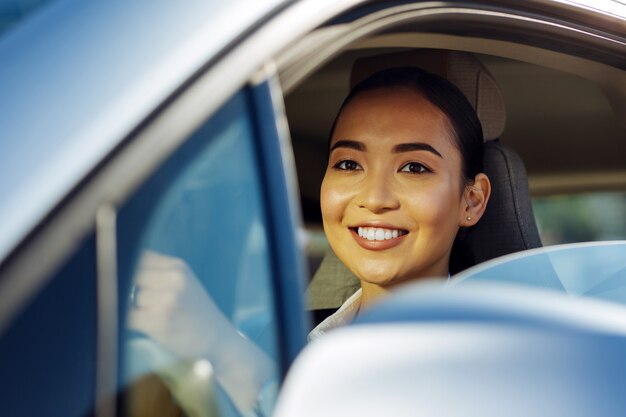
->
[313, 67, 491, 337]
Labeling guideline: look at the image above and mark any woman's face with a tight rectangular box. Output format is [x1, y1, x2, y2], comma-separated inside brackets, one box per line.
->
[321, 87, 467, 288]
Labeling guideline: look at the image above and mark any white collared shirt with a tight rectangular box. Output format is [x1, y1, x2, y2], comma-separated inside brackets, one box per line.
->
[308, 289, 362, 342]
[308, 273, 451, 342]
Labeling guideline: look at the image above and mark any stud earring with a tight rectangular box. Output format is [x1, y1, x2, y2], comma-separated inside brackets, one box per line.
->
[466, 216, 472, 221]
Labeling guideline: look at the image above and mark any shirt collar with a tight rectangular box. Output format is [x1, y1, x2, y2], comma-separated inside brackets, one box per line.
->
[308, 273, 450, 342]
[308, 288, 362, 342]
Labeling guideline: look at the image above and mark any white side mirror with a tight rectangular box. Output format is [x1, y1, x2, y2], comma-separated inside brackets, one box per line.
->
[275, 283, 626, 417]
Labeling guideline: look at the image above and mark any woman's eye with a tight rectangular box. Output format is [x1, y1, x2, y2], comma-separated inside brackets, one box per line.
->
[334, 160, 361, 171]
[400, 162, 430, 174]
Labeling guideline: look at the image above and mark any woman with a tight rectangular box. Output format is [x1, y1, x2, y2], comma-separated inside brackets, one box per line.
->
[128, 66, 491, 413]
[311, 67, 490, 338]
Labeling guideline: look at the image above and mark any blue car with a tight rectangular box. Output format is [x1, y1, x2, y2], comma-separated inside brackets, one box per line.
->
[1, 0, 625, 416]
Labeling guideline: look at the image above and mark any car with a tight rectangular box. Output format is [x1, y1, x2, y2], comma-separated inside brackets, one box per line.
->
[0, 0, 624, 416]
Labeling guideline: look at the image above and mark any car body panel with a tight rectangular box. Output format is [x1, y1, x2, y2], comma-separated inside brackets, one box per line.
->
[0, 0, 287, 263]
[275, 281, 626, 417]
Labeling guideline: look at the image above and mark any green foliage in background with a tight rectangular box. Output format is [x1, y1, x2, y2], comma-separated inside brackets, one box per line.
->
[533, 192, 626, 245]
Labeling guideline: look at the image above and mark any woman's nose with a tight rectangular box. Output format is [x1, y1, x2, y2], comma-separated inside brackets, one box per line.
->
[355, 173, 400, 213]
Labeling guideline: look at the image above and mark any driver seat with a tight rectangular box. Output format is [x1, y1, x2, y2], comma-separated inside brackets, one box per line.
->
[308, 49, 543, 319]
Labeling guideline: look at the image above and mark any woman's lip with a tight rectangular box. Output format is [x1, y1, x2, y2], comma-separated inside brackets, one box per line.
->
[350, 228, 407, 251]
[349, 222, 405, 229]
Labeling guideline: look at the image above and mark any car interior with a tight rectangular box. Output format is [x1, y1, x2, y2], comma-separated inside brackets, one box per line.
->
[278, 29, 626, 320]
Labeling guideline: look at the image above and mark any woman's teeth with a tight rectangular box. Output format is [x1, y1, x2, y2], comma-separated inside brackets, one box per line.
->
[357, 227, 406, 241]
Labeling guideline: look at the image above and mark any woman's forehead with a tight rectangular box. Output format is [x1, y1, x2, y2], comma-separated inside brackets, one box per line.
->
[331, 88, 455, 150]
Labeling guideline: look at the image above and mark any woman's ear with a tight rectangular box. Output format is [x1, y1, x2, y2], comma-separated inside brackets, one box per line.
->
[460, 173, 491, 227]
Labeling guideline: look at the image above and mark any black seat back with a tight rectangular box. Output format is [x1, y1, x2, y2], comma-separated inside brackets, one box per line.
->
[451, 140, 542, 273]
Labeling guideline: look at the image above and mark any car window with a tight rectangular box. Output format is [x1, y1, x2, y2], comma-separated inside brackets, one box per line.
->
[116, 89, 280, 417]
[533, 191, 626, 245]
[0, 234, 98, 417]
[454, 241, 626, 304]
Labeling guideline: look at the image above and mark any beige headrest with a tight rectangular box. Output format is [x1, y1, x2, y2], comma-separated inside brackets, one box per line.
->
[350, 49, 506, 141]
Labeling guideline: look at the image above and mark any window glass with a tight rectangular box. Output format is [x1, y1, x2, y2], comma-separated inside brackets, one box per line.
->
[0, 234, 98, 417]
[116, 90, 279, 417]
[455, 241, 626, 307]
[533, 191, 626, 245]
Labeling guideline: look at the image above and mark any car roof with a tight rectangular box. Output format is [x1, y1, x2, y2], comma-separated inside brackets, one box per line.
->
[569, 0, 626, 18]
[0, 0, 286, 262]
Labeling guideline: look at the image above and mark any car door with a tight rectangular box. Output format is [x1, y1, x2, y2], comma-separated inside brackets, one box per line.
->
[114, 79, 308, 417]
[0, 233, 98, 417]
[0, 69, 308, 417]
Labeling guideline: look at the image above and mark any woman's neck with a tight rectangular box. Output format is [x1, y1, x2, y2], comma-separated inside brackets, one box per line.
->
[359, 281, 391, 310]
[359, 269, 450, 310]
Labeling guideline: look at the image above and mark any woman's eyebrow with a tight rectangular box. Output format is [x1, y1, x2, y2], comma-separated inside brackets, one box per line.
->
[393, 142, 443, 158]
[330, 139, 366, 152]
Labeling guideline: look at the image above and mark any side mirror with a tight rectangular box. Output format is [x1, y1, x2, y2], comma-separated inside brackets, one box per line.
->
[275, 282, 626, 417]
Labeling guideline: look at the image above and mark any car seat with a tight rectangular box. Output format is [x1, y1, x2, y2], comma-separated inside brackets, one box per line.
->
[308, 49, 543, 321]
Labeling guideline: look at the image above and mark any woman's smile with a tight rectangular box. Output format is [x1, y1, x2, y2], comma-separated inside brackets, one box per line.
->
[349, 223, 409, 250]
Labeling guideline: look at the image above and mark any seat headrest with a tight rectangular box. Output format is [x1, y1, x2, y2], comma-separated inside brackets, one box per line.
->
[350, 49, 506, 141]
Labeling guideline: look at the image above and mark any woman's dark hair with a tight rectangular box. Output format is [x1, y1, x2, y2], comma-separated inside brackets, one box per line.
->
[330, 66, 484, 186]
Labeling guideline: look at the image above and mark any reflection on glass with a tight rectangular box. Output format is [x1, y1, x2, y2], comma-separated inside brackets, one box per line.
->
[117, 92, 280, 417]
[455, 241, 626, 306]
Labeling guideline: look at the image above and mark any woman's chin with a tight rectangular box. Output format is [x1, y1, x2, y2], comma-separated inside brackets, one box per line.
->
[353, 263, 402, 288]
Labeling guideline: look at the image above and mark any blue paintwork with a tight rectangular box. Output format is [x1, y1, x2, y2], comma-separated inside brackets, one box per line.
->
[249, 81, 310, 371]
[0, 233, 97, 417]
[0, 0, 286, 263]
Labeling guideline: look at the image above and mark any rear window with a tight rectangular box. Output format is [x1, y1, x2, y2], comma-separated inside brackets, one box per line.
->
[533, 191, 626, 245]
